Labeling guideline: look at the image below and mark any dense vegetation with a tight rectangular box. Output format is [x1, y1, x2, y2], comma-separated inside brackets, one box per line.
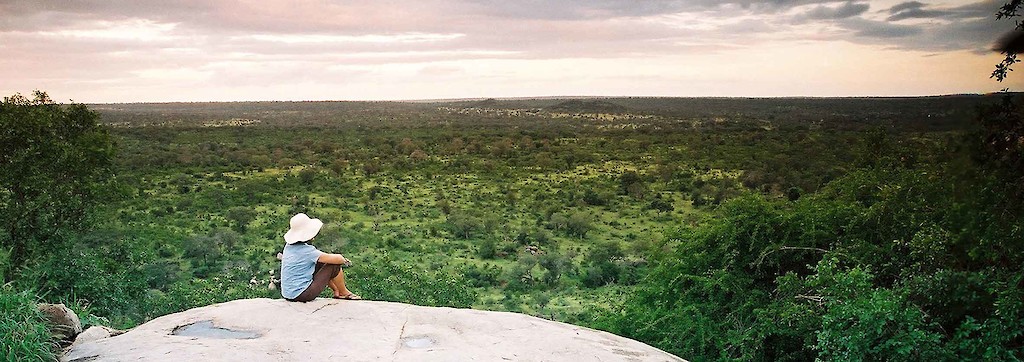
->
[597, 159, 1024, 359]
[2, 92, 1023, 360]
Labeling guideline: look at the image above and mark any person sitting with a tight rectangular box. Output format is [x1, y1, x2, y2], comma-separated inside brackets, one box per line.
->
[279, 213, 361, 302]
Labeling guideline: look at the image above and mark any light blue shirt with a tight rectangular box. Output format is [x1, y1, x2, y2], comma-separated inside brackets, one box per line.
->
[280, 243, 324, 299]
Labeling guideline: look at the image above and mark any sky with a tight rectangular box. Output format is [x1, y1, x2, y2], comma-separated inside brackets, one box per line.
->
[2, 0, 1024, 102]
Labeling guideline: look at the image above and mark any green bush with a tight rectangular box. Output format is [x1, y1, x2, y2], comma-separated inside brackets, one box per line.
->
[548, 211, 592, 238]
[19, 231, 153, 328]
[0, 286, 57, 361]
[145, 277, 277, 320]
[462, 263, 501, 287]
[346, 251, 476, 308]
[582, 241, 623, 287]
[945, 274, 1024, 360]
[582, 189, 607, 206]
[0, 246, 10, 282]
[477, 238, 497, 259]
[809, 259, 946, 361]
[594, 164, 1024, 360]
[537, 253, 566, 286]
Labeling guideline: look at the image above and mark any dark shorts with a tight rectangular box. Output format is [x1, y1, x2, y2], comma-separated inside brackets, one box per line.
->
[287, 262, 342, 302]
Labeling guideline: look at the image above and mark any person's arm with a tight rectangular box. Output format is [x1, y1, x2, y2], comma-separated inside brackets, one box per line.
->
[317, 252, 350, 265]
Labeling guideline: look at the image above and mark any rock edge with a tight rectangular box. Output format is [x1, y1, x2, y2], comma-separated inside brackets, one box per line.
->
[64, 298, 685, 362]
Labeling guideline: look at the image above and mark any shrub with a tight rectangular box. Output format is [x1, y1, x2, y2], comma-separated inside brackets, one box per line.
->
[538, 253, 567, 286]
[582, 189, 607, 206]
[147, 277, 276, 320]
[226, 207, 257, 232]
[462, 264, 501, 287]
[346, 251, 476, 308]
[548, 211, 592, 238]
[0, 286, 57, 361]
[619, 171, 643, 195]
[298, 167, 317, 185]
[594, 165, 1024, 360]
[565, 212, 593, 238]
[810, 259, 947, 361]
[0, 247, 10, 282]
[19, 230, 153, 327]
[478, 238, 497, 259]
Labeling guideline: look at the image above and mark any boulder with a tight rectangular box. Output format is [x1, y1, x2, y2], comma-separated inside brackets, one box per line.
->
[70, 326, 123, 348]
[64, 298, 685, 361]
[36, 303, 82, 344]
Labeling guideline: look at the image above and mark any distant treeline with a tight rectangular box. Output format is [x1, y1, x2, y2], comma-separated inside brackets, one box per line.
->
[92, 95, 1001, 131]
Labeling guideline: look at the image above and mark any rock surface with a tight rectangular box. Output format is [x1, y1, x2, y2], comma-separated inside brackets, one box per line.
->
[70, 326, 123, 348]
[37, 303, 82, 345]
[64, 298, 684, 361]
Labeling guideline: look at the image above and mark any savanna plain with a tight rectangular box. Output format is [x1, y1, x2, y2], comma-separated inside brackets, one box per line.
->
[3, 95, 1023, 361]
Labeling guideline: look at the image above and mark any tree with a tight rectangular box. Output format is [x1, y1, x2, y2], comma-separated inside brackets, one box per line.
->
[582, 241, 623, 287]
[992, 1, 1024, 82]
[298, 167, 317, 185]
[226, 206, 257, 232]
[446, 211, 482, 239]
[362, 159, 381, 176]
[0, 92, 114, 275]
[582, 189, 607, 206]
[984, 1, 1024, 200]
[182, 235, 223, 278]
[648, 195, 675, 213]
[565, 211, 593, 238]
[397, 138, 417, 155]
[410, 149, 428, 162]
[620, 171, 646, 199]
[329, 159, 349, 176]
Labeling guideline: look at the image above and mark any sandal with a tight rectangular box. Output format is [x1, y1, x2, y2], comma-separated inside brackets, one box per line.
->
[334, 293, 362, 300]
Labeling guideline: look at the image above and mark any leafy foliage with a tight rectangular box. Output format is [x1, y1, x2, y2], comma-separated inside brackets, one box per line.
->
[595, 155, 1024, 360]
[0, 91, 114, 273]
[0, 285, 57, 361]
[346, 251, 477, 308]
[18, 230, 154, 327]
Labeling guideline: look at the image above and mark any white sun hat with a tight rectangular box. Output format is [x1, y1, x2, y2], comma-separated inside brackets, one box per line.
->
[284, 213, 323, 244]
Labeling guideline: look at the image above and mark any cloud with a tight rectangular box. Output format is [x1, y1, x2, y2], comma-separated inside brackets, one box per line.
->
[886, 0, 996, 21]
[0, 0, 1019, 101]
[844, 18, 923, 38]
[888, 1, 927, 14]
[822, 2, 1007, 52]
[799, 2, 870, 20]
[0, 0, 1008, 62]
[887, 3, 954, 21]
[460, 0, 864, 20]
[237, 33, 466, 44]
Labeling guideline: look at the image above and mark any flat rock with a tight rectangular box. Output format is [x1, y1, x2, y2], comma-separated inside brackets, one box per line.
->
[63, 298, 684, 361]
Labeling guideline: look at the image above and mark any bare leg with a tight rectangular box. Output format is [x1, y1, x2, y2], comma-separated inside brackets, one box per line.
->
[327, 279, 341, 297]
[331, 268, 354, 297]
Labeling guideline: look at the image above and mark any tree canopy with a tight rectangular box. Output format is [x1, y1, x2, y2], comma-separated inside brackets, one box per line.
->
[0, 91, 114, 277]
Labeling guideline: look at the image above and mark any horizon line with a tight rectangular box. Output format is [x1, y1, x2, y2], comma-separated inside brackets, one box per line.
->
[78, 92, 1011, 105]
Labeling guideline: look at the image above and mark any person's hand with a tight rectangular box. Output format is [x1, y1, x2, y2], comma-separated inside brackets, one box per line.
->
[276, 252, 283, 261]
